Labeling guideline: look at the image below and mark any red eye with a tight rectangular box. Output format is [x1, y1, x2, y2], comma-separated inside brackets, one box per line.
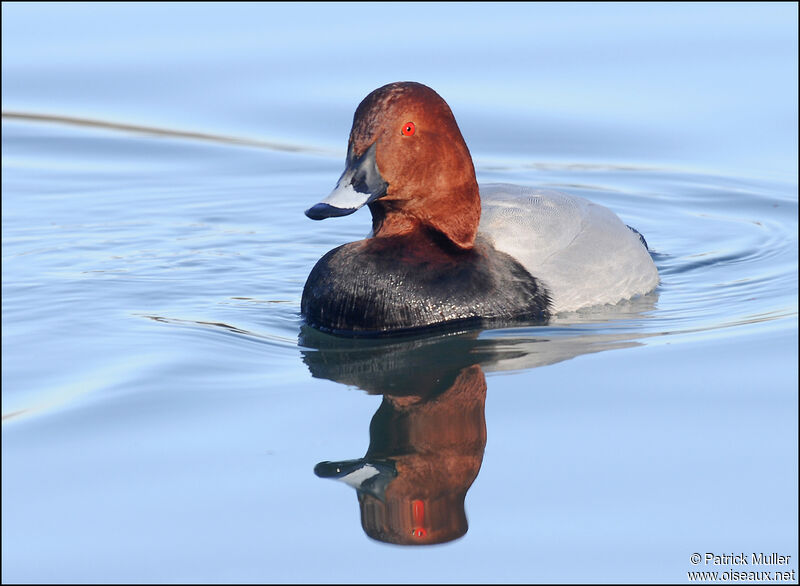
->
[402, 122, 415, 136]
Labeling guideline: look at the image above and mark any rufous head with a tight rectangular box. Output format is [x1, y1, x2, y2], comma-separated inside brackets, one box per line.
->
[306, 82, 480, 250]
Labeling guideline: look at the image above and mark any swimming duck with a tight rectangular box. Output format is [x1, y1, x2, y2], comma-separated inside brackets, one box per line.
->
[302, 82, 658, 335]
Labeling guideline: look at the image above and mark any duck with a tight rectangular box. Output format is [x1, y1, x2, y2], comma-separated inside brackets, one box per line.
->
[302, 82, 659, 336]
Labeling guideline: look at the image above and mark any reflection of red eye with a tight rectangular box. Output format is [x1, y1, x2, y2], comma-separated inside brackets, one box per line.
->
[402, 122, 415, 136]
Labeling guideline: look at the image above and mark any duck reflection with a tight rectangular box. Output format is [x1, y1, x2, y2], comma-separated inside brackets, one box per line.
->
[316, 363, 486, 545]
[299, 295, 658, 545]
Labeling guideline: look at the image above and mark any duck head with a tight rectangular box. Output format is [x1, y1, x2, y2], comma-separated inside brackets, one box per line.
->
[305, 82, 481, 250]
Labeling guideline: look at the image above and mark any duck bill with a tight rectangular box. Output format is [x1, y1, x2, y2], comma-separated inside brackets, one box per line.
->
[314, 458, 397, 501]
[305, 141, 388, 220]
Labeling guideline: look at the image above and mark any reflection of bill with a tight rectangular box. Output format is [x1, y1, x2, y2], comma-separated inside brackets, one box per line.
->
[315, 365, 486, 545]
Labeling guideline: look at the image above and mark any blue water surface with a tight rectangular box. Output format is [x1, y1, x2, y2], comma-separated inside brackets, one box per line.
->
[2, 2, 798, 583]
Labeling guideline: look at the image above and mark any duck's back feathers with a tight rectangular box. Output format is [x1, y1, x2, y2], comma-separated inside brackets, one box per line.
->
[478, 184, 659, 313]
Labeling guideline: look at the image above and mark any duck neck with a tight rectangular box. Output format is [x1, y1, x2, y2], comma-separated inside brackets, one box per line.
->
[368, 179, 481, 251]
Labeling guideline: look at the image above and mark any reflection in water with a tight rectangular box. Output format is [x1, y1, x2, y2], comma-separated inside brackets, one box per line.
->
[316, 364, 487, 545]
[299, 298, 658, 545]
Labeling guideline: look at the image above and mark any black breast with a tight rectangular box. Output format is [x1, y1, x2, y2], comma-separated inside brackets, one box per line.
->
[301, 235, 551, 336]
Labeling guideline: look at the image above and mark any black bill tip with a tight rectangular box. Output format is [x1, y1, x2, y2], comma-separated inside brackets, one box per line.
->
[305, 203, 358, 220]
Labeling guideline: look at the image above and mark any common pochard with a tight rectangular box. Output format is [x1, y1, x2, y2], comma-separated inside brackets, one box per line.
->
[302, 82, 659, 335]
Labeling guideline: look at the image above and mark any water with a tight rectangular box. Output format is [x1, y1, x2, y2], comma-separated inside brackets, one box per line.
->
[2, 3, 797, 583]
